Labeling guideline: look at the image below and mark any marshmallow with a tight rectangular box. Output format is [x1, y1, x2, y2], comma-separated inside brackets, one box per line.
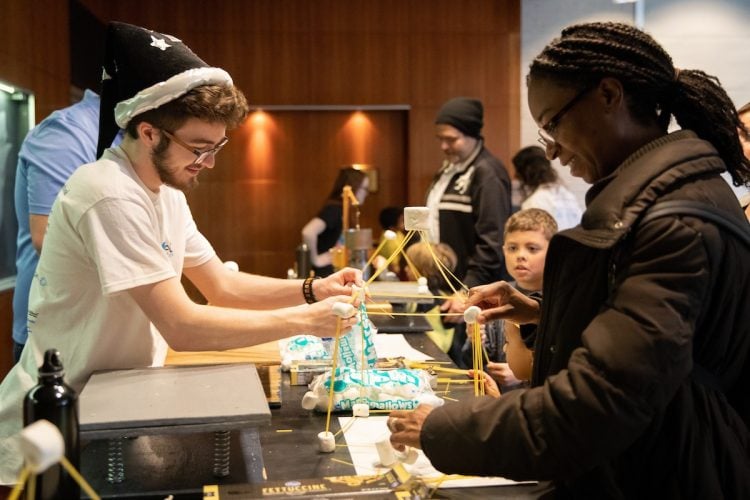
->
[417, 277, 428, 287]
[318, 431, 336, 453]
[332, 302, 356, 319]
[403, 207, 430, 231]
[375, 438, 397, 467]
[463, 305, 481, 324]
[395, 446, 419, 465]
[383, 230, 397, 241]
[352, 403, 369, 417]
[301, 391, 319, 410]
[18, 420, 65, 474]
[417, 393, 445, 408]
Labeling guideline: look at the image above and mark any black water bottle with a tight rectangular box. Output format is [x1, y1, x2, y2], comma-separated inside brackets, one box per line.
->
[296, 243, 312, 278]
[23, 349, 80, 500]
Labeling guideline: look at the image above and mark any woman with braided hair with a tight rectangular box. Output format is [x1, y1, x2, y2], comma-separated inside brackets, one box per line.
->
[389, 22, 750, 497]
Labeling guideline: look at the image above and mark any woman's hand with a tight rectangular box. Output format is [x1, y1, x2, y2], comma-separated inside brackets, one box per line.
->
[388, 404, 435, 451]
[467, 281, 541, 325]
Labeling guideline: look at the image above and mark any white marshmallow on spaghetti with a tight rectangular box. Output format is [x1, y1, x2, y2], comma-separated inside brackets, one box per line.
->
[383, 230, 397, 241]
[352, 403, 369, 417]
[317, 431, 336, 453]
[332, 302, 357, 319]
[463, 305, 481, 324]
[18, 420, 65, 473]
[403, 207, 430, 231]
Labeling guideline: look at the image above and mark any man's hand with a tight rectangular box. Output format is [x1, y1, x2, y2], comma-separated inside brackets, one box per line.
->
[388, 404, 435, 451]
[301, 295, 360, 336]
[315, 267, 364, 298]
[440, 292, 468, 324]
[467, 281, 541, 325]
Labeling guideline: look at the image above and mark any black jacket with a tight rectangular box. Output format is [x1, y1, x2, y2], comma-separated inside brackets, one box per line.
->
[427, 144, 512, 288]
[421, 131, 750, 498]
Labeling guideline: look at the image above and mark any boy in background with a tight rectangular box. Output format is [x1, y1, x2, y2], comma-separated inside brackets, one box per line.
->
[403, 241, 458, 353]
[470, 208, 557, 395]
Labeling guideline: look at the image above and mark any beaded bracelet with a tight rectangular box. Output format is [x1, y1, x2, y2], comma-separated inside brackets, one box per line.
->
[302, 276, 320, 304]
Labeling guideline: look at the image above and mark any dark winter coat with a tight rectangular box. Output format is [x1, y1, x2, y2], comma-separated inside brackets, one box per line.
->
[421, 131, 750, 498]
[427, 145, 512, 288]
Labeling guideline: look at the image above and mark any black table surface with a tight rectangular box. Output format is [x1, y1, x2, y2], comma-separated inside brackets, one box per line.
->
[259, 333, 552, 499]
[81, 333, 552, 499]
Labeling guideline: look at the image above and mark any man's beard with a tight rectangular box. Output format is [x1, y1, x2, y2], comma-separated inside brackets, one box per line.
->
[151, 138, 199, 192]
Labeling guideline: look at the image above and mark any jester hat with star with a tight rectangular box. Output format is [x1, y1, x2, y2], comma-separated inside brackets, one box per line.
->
[97, 21, 232, 157]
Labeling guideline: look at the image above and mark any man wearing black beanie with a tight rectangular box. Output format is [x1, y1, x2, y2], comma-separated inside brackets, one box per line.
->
[426, 97, 512, 367]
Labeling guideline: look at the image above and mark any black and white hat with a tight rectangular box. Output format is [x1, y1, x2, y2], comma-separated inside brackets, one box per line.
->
[97, 22, 232, 157]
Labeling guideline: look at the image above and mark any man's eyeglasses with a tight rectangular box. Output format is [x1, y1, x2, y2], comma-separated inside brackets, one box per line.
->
[162, 129, 229, 164]
[537, 86, 592, 148]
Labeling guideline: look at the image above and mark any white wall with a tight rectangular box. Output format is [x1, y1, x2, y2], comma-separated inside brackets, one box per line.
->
[520, 0, 750, 203]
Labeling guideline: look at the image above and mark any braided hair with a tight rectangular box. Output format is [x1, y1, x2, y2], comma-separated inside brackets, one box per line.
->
[528, 22, 750, 187]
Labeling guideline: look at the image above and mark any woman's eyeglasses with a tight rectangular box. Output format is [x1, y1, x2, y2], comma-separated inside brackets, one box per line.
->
[537, 86, 592, 148]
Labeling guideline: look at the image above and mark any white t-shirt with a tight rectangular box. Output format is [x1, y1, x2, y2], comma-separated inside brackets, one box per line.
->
[0, 146, 214, 483]
[521, 182, 583, 231]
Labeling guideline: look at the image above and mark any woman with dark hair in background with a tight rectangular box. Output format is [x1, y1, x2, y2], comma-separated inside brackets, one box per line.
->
[512, 145, 582, 229]
[389, 22, 750, 498]
[301, 166, 369, 277]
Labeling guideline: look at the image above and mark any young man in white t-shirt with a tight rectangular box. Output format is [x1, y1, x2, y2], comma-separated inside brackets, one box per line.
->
[0, 22, 362, 485]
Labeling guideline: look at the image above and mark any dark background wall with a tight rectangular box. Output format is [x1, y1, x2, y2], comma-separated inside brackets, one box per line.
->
[0, 0, 520, 378]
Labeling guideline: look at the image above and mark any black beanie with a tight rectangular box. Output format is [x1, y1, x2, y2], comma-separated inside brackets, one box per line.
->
[434, 97, 484, 139]
[97, 22, 232, 157]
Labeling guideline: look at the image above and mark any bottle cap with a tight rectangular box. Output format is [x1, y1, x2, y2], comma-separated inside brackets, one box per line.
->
[38, 349, 64, 377]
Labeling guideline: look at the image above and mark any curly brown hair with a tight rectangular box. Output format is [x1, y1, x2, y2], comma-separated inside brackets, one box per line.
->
[126, 84, 249, 138]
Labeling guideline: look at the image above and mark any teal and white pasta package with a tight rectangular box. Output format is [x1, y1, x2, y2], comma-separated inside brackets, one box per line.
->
[301, 367, 444, 412]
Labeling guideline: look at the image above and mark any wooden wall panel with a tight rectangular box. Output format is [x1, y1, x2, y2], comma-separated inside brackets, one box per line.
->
[0, 0, 69, 120]
[1, 0, 520, 329]
[0, 0, 71, 380]
[129, 0, 514, 204]
[187, 110, 407, 278]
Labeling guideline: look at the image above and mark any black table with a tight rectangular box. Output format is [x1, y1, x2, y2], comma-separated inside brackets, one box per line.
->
[81, 334, 552, 499]
[258, 334, 552, 499]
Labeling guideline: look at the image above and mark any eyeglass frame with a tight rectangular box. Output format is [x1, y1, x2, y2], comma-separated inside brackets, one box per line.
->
[161, 129, 229, 164]
[537, 85, 593, 148]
